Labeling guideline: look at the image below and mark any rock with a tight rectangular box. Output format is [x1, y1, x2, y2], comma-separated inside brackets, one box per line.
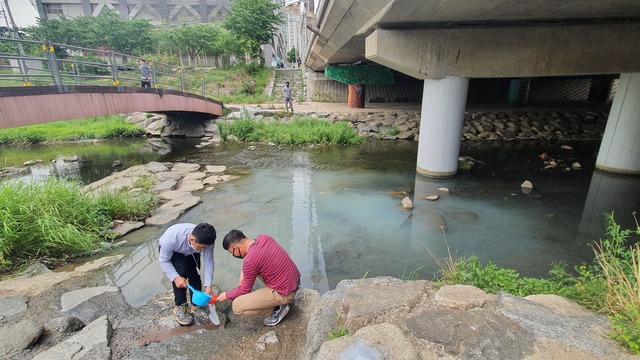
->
[46, 316, 85, 333]
[16, 262, 52, 278]
[33, 315, 112, 360]
[407, 308, 534, 359]
[572, 162, 582, 170]
[424, 194, 439, 201]
[401, 197, 413, 209]
[110, 221, 144, 237]
[434, 284, 496, 310]
[74, 255, 125, 273]
[60, 286, 128, 323]
[255, 331, 279, 351]
[112, 160, 122, 167]
[145, 162, 170, 173]
[497, 292, 616, 356]
[521, 180, 533, 194]
[23, 159, 43, 166]
[437, 187, 450, 194]
[0, 319, 44, 356]
[205, 165, 227, 174]
[0, 294, 28, 317]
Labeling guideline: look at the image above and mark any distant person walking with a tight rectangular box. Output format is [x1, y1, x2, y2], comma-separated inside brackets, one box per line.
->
[139, 60, 152, 88]
[283, 81, 293, 112]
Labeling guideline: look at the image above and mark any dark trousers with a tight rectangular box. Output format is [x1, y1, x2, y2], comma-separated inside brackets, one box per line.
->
[141, 80, 151, 88]
[170, 251, 202, 306]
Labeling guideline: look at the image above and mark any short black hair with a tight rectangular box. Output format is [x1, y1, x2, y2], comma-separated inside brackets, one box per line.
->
[192, 223, 216, 245]
[222, 229, 246, 250]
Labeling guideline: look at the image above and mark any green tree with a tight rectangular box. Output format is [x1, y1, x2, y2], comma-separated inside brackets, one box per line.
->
[223, 0, 283, 59]
[286, 47, 297, 63]
[25, 10, 154, 56]
[165, 23, 221, 66]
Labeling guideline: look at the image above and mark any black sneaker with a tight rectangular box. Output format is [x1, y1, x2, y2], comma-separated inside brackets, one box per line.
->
[263, 304, 290, 326]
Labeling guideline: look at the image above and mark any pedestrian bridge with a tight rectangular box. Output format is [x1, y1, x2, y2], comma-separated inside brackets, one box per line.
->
[0, 85, 223, 129]
[0, 38, 223, 129]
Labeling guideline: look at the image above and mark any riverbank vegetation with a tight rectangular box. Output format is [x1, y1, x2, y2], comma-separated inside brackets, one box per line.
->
[0, 115, 143, 145]
[437, 214, 640, 353]
[218, 116, 363, 146]
[0, 178, 156, 275]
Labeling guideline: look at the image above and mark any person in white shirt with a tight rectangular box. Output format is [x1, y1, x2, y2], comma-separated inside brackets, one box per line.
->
[282, 81, 293, 112]
[158, 223, 216, 325]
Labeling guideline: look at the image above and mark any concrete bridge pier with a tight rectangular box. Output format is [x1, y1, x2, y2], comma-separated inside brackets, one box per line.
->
[596, 73, 640, 175]
[416, 77, 469, 178]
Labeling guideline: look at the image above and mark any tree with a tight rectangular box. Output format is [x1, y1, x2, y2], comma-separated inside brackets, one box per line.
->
[25, 10, 155, 56]
[223, 0, 283, 59]
[286, 47, 297, 64]
[165, 23, 221, 66]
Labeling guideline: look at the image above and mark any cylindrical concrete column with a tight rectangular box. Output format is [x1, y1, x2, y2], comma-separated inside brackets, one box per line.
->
[596, 73, 640, 175]
[416, 77, 469, 178]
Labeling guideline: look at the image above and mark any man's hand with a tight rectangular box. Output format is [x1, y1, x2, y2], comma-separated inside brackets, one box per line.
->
[217, 292, 228, 302]
[204, 286, 213, 296]
[173, 276, 187, 288]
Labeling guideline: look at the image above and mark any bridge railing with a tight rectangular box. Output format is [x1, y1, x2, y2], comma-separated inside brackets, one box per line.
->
[0, 37, 211, 98]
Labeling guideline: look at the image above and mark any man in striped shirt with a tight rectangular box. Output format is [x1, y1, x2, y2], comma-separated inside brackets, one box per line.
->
[217, 230, 301, 326]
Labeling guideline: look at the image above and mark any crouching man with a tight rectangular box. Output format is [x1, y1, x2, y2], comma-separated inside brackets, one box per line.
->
[217, 230, 301, 326]
[158, 223, 217, 326]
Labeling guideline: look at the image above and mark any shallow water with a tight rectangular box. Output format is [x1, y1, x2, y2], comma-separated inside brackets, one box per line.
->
[3, 137, 638, 307]
[104, 139, 640, 307]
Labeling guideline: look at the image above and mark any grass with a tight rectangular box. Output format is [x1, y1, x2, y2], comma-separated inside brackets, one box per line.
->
[327, 314, 349, 340]
[0, 115, 144, 145]
[218, 116, 363, 146]
[434, 213, 640, 354]
[0, 177, 157, 275]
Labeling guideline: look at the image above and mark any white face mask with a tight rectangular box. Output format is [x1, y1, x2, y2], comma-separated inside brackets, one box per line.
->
[189, 241, 203, 253]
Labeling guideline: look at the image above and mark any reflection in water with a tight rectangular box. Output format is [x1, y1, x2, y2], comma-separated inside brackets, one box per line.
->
[580, 170, 640, 241]
[289, 153, 329, 294]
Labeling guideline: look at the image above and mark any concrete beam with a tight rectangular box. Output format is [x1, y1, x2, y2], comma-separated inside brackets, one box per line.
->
[366, 23, 640, 79]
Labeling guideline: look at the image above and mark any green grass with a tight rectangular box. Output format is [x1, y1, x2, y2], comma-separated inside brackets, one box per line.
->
[435, 213, 640, 354]
[0, 115, 144, 145]
[218, 117, 363, 146]
[0, 177, 157, 275]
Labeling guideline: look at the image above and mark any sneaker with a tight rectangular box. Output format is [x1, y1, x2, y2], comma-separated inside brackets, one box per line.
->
[173, 304, 193, 326]
[263, 304, 290, 326]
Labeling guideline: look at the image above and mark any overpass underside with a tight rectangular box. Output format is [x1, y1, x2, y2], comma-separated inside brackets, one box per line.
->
[307, 0, 640, 177]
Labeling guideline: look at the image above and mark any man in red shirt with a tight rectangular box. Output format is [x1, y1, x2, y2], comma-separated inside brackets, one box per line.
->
[217, 230, 301, 326]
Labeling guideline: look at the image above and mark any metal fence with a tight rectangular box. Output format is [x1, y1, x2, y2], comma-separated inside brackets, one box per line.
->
[0, 37, 210, 97]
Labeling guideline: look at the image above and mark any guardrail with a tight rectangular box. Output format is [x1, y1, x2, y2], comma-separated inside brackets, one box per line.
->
[0, 37, 210, 98]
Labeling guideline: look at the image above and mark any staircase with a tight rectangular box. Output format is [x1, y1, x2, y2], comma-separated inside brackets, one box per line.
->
[272, 69, 304, 103]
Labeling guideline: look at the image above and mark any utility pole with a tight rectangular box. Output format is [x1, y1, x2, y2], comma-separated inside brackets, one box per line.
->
[2, 0, 19, 38]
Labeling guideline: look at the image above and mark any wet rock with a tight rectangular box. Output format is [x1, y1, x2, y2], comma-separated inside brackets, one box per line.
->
[152, 180, 177, 192]
[17, 262, 52, 278]
[521, 180, 533, 194]
[171, 162, 201, 172]
[0, 319, 44, 356]
[423, 194, 439, 201]
[437, 187, 450, 195]
[145, 162, 170, 173]
[176, 179, 204, 192]
[401, 197, 413, 209]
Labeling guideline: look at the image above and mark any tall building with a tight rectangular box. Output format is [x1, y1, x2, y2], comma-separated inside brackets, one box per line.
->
[34, 0, 233, 25]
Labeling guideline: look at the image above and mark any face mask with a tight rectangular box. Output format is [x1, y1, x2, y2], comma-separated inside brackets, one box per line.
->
[232, 247, 243, 259]
[189, 241, 203, 253]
